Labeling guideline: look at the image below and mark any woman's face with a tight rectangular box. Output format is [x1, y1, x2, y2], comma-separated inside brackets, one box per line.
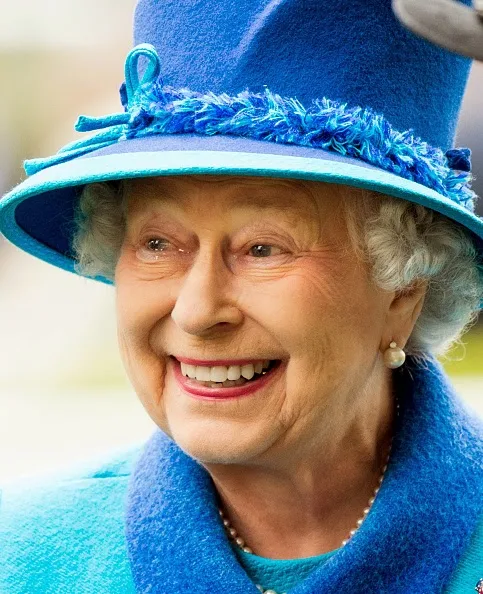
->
[115, 176, 397, 466]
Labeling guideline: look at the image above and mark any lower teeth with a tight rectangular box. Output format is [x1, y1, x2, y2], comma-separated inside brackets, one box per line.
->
[211, 378, 247, 388]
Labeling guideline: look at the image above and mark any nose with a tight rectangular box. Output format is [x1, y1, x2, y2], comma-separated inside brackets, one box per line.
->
[170, 245, 243, 336]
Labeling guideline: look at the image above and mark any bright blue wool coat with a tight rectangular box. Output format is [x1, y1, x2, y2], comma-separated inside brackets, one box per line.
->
[1, 359, 483, 593]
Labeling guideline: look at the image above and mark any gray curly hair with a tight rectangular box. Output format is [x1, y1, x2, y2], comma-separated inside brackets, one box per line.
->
[72, 179, 482, 357]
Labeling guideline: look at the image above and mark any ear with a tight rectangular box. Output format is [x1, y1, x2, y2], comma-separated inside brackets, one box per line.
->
[381, 280, 428, 350]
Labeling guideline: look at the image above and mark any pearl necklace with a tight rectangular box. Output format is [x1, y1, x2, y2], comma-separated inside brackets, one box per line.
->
[219, 396, 400, 594]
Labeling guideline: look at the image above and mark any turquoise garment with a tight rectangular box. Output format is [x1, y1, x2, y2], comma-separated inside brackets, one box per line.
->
[234, 527, 483, 594]
[233, 546, 338, 593]
[0, 443, 482, 594]
[0, 446, 140, 594]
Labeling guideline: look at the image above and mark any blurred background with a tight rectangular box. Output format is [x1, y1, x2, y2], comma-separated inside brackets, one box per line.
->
[0, 0, 482, 482]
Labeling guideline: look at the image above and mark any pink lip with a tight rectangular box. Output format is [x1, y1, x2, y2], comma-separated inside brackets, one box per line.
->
[172, 358, 284, 400]
[174, 355, 271, 366]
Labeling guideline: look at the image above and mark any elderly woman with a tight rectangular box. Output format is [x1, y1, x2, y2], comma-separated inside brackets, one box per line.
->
[1, 0, 483, 593]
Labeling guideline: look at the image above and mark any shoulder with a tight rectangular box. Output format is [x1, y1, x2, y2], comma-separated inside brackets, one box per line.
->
[445, 511, 483, 593]
[0, 443, 143, 594]
[0, 441, 142, 515]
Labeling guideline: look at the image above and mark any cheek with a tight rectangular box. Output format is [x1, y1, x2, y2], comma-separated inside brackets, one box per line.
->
[252, 255, 386, 380]
[115, 265, 174, 417]
[264, 259, 386, 428]
[294, 253, 386, 333]
[115, 252, 176, 342]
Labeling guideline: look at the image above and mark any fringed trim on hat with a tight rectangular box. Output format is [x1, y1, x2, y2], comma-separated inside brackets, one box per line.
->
[24, 48, 476, 212]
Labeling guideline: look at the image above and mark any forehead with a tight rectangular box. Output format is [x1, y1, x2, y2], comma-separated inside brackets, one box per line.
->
[126, 175, 350, 220]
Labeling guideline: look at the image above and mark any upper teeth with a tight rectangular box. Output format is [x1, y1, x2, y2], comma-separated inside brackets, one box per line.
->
[180, 360, 271, 382]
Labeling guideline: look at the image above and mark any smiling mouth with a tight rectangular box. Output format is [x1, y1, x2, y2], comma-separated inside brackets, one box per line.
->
[180, 359, 281, 388]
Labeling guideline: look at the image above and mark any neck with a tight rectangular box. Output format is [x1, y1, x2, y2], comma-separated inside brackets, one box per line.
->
[205, 371, 396, 559]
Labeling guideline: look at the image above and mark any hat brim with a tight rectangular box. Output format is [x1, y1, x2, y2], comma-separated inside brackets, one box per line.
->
[1, 134, 483, 284]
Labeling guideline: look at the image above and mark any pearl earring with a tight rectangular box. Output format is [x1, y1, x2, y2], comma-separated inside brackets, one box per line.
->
[383, 341, 406, 369]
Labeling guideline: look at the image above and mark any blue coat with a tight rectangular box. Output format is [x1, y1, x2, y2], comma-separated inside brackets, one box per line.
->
[1, 360, 483, 593]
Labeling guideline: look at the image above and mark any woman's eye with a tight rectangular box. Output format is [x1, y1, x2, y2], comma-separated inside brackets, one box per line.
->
[135, 237, 171, 262]
[248, 244, 283, 258]
[146, 238, 168, 252]
[135, 238, 285, 263]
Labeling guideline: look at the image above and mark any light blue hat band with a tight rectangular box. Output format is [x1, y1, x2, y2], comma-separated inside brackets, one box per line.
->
[24, 44, 476, 214]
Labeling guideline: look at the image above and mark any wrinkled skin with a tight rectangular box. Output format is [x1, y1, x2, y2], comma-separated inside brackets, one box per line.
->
[115, 175, 426, 558]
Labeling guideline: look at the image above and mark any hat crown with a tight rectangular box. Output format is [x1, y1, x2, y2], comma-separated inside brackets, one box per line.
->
[134, 0, 473, 149]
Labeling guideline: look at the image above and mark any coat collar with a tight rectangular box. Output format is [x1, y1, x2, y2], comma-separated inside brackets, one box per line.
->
[125, 359, 483, 593]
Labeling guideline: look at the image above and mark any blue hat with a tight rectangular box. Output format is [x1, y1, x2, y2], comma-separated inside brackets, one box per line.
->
[1, 0, 482, 282]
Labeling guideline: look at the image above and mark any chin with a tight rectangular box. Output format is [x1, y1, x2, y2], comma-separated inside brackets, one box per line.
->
[166, 419, 274, 465]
